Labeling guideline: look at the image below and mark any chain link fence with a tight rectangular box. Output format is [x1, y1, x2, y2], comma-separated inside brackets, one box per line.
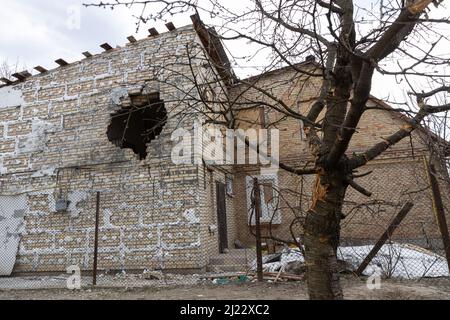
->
[0, 157, 449, 291]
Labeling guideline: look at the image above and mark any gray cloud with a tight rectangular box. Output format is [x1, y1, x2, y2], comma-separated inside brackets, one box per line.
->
[1, 0, 448, 104]
[0, 0, 153, 72]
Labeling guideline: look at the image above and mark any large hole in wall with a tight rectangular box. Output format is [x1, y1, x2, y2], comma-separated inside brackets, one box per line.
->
[107, 93, 167, 159]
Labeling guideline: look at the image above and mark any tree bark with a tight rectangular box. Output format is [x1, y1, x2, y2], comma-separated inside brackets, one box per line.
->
[304, 167, 348, 300]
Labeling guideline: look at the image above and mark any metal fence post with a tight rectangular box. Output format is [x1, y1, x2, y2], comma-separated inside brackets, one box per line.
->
[253, 178, 263, 282]
[93, 191, 100, 286]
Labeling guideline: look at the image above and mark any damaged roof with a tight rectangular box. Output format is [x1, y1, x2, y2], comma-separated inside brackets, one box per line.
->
[0, 14, 236, 89]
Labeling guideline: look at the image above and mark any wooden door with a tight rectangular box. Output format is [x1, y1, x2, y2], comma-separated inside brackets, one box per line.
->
[216, 182, 228, 253]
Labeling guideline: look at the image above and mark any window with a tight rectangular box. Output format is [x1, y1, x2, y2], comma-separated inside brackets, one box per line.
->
[226, 174, 234, 197]
[245, 174, 281, 225]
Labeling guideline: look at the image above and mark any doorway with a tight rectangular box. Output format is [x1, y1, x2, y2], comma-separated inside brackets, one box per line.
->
[215, 182, 228, 253]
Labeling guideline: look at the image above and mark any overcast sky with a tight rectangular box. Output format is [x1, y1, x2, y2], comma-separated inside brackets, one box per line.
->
[1, 0, 449, 104]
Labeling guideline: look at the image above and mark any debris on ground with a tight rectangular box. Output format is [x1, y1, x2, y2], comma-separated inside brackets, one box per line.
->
[250, 243, 450, 279]
[338, 243, 449, 279]
[263, 272, 304, 282]
[236, 275, 251, 283]
[284, 260, 307, 275]
[142, 269, 165, 280]
[212, 278, 231, 285]
[250, 246, 304, 274]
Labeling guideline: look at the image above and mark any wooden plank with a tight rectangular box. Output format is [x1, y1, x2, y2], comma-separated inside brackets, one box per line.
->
[34, 66, 48, 73]
[10, 73, 24, 82]
[216, 182, 228, 253]
[263, 272, 304, 281]
[82, 51, 93, 58]
[0, 77, 13, 84]
[12, 71, 31, 81]
[100, 43, 113, 51]
[127, 35, 137, 43]
[165, 22, 176, 31]
[148, 27, 159, 37]
[355, 202, 414, 276]
[55, 59, 69, 66]
[274, 268, 282, 283]
[200, 272, 248, 279]
[429, 164, 450, 270]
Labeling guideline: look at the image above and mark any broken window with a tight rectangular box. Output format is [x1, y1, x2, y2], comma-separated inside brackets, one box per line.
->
[107, 93, 167, 160]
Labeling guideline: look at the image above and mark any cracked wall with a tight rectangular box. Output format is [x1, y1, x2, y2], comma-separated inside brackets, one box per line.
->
[0, 25, 226, 273]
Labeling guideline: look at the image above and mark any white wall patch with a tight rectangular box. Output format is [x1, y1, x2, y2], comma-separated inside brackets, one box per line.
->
[0, 194, 27, 276]
[0, 86, 25, 109]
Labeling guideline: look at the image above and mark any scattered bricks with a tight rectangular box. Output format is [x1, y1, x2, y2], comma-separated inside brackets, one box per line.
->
[7, 121, 32, 137]
[0, 139, 16, 153]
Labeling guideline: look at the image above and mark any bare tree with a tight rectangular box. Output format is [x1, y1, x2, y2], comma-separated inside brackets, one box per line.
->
[86, 0, 450, 299]
[0, 59, 21, 79]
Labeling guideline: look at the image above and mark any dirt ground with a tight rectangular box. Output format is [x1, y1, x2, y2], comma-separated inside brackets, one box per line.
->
[1, 276, 449, 300]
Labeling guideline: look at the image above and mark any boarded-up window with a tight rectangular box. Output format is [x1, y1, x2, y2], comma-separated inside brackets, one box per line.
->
[245, 174, 281, 225]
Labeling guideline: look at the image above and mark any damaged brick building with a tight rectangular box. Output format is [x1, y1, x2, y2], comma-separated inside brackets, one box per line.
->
[0, 15, 449, 275]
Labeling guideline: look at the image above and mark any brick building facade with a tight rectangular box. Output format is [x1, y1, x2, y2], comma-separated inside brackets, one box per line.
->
[0, 18, 449, 275]
[230, 65, 450, 249]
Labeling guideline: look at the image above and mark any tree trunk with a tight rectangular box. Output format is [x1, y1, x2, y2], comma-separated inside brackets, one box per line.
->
[304, 168, 348, 300]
